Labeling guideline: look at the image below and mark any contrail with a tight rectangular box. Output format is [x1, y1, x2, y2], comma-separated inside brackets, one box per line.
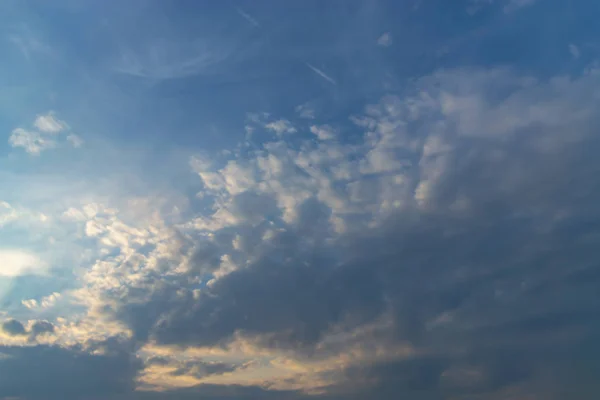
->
[236, 7, 260, 27]
[305, 62, 337, 85]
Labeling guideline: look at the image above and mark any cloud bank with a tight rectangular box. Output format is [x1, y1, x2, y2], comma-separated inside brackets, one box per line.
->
[1, 1, 599, 399]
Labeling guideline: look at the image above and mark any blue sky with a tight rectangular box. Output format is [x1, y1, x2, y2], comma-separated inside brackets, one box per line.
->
[1, 0, 600, 399]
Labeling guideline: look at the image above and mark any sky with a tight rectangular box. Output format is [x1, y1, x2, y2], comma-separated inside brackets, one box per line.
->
[1, 0, 600, 399]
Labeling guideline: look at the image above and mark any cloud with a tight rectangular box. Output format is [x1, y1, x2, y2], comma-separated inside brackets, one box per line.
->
[113, 37, 236, 80]
[305, 63, 337, 85]
[0, 318, 55, 344]
[265, 119, 297, 136]
[2, 2, 597, 398]
[8, 128, 56, 155]
[137, 355, 240, 391]
[1, 320, 27, 337]
[467, 0, 537, 14]
[8, 28, 52, 59]
[42, 64, 588, 398]
[310, 125, 336, 141]
[504, 0, 537, 12]
[30, 320, 56, 338]
[22, 292, 62, 309]
[8, 112, 80, 155]
[169, 65, 598, 396]
[295, 103, 316, 119]
[66, 134, 84, 148]
[569, 44, 581, 59]
[0, 343, 141, 400]
[377, 32, 393, 47]
[34, 112, 68, 134]
[3, 60, 600, 399]
[236, 8, 260, 27]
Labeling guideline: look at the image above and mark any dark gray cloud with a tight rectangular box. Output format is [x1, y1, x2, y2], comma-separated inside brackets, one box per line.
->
[170, 360, 238, 379]
[143, 354, 238, 379]
[30, 320, 56, 337]
[152, 135, 600, 347]
[1, 319, 56, 342]
[0, 343, 142, 400]
[101, 66, 600, 399]
[126, 385, 303, 400]
[1, 319, 27, 336]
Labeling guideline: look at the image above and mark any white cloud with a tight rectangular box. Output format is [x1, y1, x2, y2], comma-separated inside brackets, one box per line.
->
[220, 161, 257, 195]
[34, 112, 67, 133]
[22, 292, 62, 309]
[265, 119, 297, 136]
[8, 128, 56, 155]
[377, 32, 393, 47]
[305, 63, 337, 85]
[295, 103, 316, 119]
[0, 202, 21, 227]
[310, 125, 336, 141]
[8, 112, 81, 154]
[62, 207, 87, 221]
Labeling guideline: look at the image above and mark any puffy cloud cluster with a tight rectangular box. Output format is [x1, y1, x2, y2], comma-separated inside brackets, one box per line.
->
[8, 112, 82, 155]
[2, 64, 600, 399]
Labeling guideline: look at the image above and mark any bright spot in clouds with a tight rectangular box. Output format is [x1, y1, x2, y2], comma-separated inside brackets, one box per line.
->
[0, 250, 46, 277]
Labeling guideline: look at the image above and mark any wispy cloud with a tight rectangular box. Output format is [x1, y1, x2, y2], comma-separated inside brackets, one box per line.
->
[305, 63, 337, 85]
[66, 134, 84, 148]
[504, 0, 537, 12]
[569, 43, 581, 59]
[8, 28, 52, 60]
[295, 103, 316, 119]
[236, 7, 260, 27]
[467, 0, 537, 14]
[113, 39, 233, 80]
[377, 32, 393, 47]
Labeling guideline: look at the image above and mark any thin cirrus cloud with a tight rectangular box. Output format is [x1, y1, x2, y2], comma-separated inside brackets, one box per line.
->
[467, 0, 538, 14]
[377, 32, 393, 47]
[0, 1, 599, 399]
[112, 39, 237, 80]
